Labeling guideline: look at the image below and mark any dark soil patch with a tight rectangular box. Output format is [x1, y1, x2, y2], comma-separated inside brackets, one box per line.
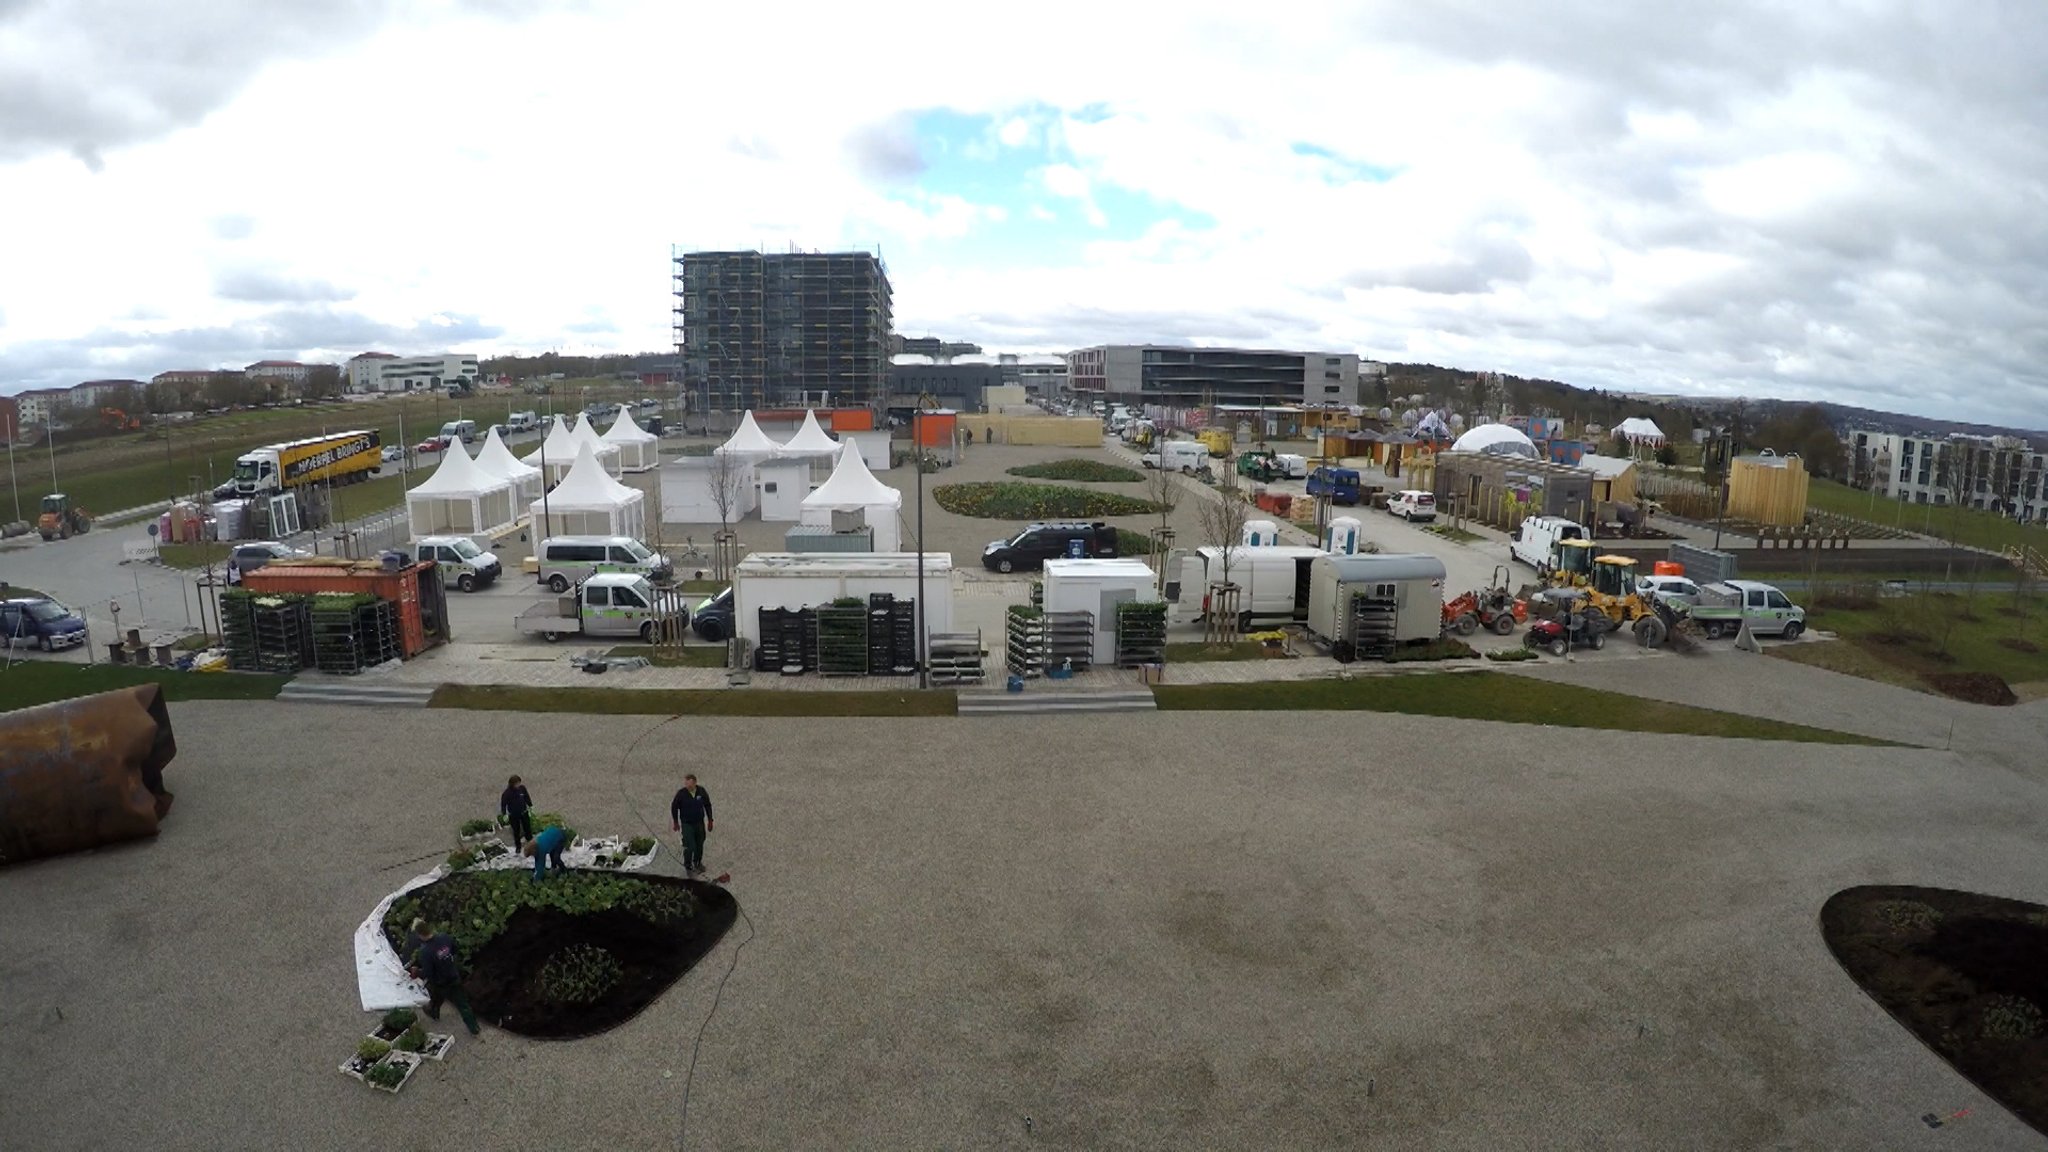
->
[1923, 671, 2018, 705]
[1822, 886, 2048, 1135]
[1998, 637, 2041, 654]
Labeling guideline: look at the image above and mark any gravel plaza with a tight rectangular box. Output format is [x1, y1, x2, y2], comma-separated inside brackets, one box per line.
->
[5, 653, 2048, 1150]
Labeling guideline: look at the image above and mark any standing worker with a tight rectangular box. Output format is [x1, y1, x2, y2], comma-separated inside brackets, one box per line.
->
[670, 774, 714, 877]
[523, 821, 568, 881]
[405, 919, 482, 1037]
[499, 774, 534, 850]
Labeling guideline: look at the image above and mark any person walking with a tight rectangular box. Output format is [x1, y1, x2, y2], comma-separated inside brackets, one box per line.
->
[670, 774, 714, 876]
[499, 774, 534, 850]
[523, 821, 568, 881]
[405, 919, 481, 1036]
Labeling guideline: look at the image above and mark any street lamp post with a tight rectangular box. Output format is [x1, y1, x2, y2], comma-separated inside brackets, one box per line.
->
[914, 404, 927, 690]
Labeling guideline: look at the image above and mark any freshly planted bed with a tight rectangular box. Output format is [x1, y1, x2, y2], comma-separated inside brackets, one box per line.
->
[1822, 885, 2048, 1135]
[933, 482, 1157, 520]
[1005, 459, 1145, 483]
[383, 871, 736, 1040]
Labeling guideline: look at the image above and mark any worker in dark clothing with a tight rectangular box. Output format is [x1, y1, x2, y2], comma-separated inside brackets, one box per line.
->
[523, 822, 568, 880]
[406, 920, 481, 1036]
[499, 775, 534, 849]
[986, 425, 994, 446]
[670, 774, 714, 876]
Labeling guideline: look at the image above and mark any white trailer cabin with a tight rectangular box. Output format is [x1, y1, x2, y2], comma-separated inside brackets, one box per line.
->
[1306, 553, 1447, 658]
[1042, 558, 1160, 665]
[732, 552, 954, 652]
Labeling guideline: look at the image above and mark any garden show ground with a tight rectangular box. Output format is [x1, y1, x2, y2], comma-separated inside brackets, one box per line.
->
[1772, 588, 2048, 704]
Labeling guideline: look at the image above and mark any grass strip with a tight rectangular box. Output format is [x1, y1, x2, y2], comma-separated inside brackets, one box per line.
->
[431, 683, 958, 716]
[1152, 670, 1892, 745]
[0, 662, 287, 711]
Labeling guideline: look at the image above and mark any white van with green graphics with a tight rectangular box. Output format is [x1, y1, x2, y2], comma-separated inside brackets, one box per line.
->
[536, 535, 673, 593]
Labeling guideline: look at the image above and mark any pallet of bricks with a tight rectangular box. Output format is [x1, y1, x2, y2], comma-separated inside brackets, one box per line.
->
[219, 588, 313, 673]
[309, 593, 400, 675]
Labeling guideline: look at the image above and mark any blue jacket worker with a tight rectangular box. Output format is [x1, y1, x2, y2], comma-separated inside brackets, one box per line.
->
[524, 822, 568, 880]
[670, 774, 714, 876]
[406, 919, 481, 1036]
[499, 775, 534, 848]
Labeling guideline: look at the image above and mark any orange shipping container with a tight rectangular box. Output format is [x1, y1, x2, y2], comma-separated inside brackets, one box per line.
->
[240, 559, 450, 658]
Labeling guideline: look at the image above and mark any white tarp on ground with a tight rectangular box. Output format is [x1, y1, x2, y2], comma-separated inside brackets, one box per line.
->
[531, 442, 646, 538]
[353, 837, 660, 1011]
[1614, 417, 1667, 446]
[405, 442, 517, 537]
[520, 416, 581, 485]
[716, 411, 782, 457]
[602, 409, 660, 472]
[474, 427, 544, 505]
[799, 441, 903, 550]
[777, 410, 840, 458]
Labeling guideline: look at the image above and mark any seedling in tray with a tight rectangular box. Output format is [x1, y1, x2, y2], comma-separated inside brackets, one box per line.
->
[396, 1024, 427, 1053]
[365, 1052, 421, 1093]
[340, 1038, 392, 1081]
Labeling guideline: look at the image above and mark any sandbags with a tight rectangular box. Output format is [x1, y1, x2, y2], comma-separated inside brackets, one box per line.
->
[0, 685, 177, 866]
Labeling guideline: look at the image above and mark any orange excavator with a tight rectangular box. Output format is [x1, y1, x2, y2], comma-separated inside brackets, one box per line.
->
[102, 407, 142, 431]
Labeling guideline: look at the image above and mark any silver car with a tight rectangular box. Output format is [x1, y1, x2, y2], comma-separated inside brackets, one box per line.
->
[1636, 574, 1703, 608]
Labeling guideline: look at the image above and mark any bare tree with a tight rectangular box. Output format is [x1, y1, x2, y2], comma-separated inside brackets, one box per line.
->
[1196, 459, 1256, 636]
[705, 448, 750, 581]
[1144, 451, 1185, 587]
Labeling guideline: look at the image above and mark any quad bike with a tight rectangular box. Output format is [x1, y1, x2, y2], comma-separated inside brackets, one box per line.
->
[1522, 589, 1606, 656]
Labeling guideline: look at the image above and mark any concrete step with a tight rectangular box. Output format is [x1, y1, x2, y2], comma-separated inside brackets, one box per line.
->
[277, 679, 438, 707]
[958, 690, 1157, 716]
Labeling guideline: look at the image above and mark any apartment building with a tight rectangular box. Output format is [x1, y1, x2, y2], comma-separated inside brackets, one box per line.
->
[1850, 430, 2048, 522]
[1069, 345, 1361, 407]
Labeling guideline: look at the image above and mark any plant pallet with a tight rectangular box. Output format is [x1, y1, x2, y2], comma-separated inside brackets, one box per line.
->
[368, 1051, 423, 1094]
[420, 1033, 455, 1061]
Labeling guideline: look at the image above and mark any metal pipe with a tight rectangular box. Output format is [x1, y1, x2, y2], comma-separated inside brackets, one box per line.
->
[0, 685, 177, 865]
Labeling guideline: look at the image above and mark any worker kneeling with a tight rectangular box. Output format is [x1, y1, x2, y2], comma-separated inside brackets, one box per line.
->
[522, 822, 569, 880]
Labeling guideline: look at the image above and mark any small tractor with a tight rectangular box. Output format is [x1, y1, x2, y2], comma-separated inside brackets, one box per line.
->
[36, 494, 92, 541]
[1546, 538, 1599, 588]
[1443, 565, 1526, 636]
[1237, 449, 1285, 482]
[1582, 554, 1666, 647]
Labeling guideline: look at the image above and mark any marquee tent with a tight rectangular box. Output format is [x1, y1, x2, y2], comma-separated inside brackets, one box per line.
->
[602, 409, 660, 473]
[530, 442, 645, 539]
[570, 414, 624, 477]
[715, 411, 782, 458]
[474, 427, 543, 505]
[777, 410, 840, 459]
[521, 416, 581, 486]
[406, 441, 517, 537]
[799, 442, 903, 551]
[1614, 417, 1667, 447]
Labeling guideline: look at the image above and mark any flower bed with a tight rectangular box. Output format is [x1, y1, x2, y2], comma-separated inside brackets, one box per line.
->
[933, 482, 1158, 520]
[1004, 459, 1145, 483]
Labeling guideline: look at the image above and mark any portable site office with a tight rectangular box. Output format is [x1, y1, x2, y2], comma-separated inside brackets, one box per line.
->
[1305, 553, 1447, 660]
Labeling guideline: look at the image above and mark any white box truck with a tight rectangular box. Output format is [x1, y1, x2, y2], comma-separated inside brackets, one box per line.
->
[1166, 545, 1325, 628]
[1142, 441, 1211, 473]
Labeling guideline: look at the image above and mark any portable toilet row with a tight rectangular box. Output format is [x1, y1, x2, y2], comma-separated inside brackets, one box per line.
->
[1324, 516, 1363, 555]
[1243, 519, 1281, 546]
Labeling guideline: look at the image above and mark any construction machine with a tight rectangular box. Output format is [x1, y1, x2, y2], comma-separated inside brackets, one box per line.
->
[100, 407, 142, 431]
[1237, 449, 1285, 483]
[1581, 554, 1667, 647]
[1443, 565, 1526, 636]
[1546, 538, 1598, 588]
[36, 493, 92, 540]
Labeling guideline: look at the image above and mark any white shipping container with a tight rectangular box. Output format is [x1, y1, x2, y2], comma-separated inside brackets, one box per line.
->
[732, 553, 955, 651]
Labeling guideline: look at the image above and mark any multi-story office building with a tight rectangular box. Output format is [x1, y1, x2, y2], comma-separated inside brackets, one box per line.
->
[1850, 430, 2048, 522]
[1068, 345, 1361, 408]
[344, 353, 478, 394]
[673, 249, 893, 410]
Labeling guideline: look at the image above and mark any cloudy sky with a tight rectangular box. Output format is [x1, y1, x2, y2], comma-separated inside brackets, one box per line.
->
[2, 0, 2045, 426]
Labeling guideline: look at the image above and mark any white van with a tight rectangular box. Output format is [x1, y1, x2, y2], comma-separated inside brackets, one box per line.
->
[536, 535, 673, 593]
[414, 536, 502, 593]
[1510, 516, 1586, 575]
[1143, 441, 1211, 474]
[1167, 545, 1325, 628]
[440, 419, 478, 444]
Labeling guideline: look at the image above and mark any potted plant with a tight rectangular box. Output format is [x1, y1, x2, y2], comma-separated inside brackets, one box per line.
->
[372, 1008, 416, 1042]
[445, 848, 478, 872]
[458, 818, 498, 847]
[342, 1037, 392, 1081]
[365, 1051, 422, 1093]
[396, 1024, 427, 1053]
[627, 836, 656, 858]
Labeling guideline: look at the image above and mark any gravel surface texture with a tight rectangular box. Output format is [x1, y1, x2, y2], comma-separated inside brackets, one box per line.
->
[5, 692, 2048, 1149]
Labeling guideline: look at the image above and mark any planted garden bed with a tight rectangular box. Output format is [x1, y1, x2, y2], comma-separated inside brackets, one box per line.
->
[932, 482, 1157, 520]
[1822, 885, 2048, 1136]
[1005, 459, 1144, 483]
[383, 871, 735, 1039]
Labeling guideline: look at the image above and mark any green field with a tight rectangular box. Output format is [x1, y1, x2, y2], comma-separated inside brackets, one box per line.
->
[1806, 477, 2048, 557]
[0, 663, 287, 712]
[431, 684, 959, 716]
[1153, 670, 1890, 745]
[1772, 589, 2048, 699]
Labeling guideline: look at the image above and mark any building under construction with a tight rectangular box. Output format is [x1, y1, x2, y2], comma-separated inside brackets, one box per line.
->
[672, 248, 893, 412]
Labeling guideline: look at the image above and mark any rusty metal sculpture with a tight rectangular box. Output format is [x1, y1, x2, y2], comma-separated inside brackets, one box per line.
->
[0, 685, 177, 866]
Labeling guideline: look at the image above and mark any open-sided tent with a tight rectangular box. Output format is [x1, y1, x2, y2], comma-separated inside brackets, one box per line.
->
[715, 410, 782, 458]
[407, 441, 517, 537]
[474, 426, 543, 505]
[799, 442, 903, 550]
[602, 409, 660, 473]
[778, 410, 840, 459]
[521, 416, 581, 486]
[1613, 417, 1667, 459]
[530, 442, 645, 539]
[570, 414, 624, 478]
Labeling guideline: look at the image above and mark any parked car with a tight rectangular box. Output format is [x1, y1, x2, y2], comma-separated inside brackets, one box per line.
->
[1635, 574, 1703, 609]
[1690, 580, 1806, 640]
[1, 597, 88, 652]
[380, 445, 404, 463]
[415, 435, 450, 453]
[414, 536, 503, 593]
[982, 521, 1119, 573]
[231, 541, 313, 573]
[1389, 490, 1437, 522]
[692, 586, 734, 642]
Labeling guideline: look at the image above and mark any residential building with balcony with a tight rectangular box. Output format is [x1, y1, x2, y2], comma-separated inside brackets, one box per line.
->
[1068, 345, 1361, 408]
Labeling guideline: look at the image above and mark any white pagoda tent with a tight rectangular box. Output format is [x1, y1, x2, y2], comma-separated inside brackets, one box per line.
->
[473, 426, 543, 505]
[1613, 417, 1668, 460]
[570, 414, 624, 478]
[531, 442, 645, 539]
[778, 410, 840, 458]
[520, 416, 581, 486]
[714, 411, 782, 458]
[602, 409, 660, 473]
[406, 442, 517, 537]
[799, 442, 903, 550]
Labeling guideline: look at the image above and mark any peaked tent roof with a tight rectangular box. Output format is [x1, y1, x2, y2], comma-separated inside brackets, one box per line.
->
[548, 443, 640, 509]
[521, 415, 578, 466]
[475, 427, 541, 480]
[409, 441, 505, 497]
[1614, 417, 1667, 443]
[802, 442, 902, 509]
[602, 408, 657, 444]
[778, 410, 840, 456]
[570, 414, 621, 459]
[716, 411, 783, 456]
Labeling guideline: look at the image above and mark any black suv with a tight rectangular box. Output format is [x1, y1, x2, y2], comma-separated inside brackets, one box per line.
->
[981, 522, 1119, 573]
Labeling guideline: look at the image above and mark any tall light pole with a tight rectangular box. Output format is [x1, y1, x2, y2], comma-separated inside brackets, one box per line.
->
[6, 430, 19, 522]
[47, 423, 58, 491]
[913, 394, 937, 690]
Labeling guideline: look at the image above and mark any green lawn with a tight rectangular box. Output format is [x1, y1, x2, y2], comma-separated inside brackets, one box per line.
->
[605, 644, 728, 668]
[155, 542, 236, 569]
[1006, 459, 1146, 483]
[1152, 670, 1890, 745]
[1422, 524, 1486, 544]
[0, 662, 287, 712]
[1807, 477, 2048, 556]
[431, 684, 959, 716]
[1772, 589, 2048, 696]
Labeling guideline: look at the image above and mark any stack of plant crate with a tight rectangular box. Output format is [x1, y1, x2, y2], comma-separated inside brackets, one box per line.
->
[813, 599, 868, 676]
[1045, 609, 1094, 671]
[927, 629, 986, 685]
[311, 594, 373, 674]
[886, 596, 918, 673]
[1006, 605, 1046, 678]
[1114, 601, 1167, 668]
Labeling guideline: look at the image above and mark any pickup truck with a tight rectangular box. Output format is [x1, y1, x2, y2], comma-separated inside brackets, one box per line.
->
[1688, 579, 1806, 640]
[514, 573, 687, 643]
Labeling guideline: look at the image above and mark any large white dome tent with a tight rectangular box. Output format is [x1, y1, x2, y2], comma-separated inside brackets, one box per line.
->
[1450, 423, 1539, 459]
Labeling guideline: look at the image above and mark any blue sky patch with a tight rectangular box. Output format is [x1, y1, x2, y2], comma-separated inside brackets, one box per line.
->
[1290, 141, 1401, 184]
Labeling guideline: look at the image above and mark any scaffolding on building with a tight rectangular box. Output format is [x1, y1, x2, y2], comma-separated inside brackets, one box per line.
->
[672, 246, 892, 416]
